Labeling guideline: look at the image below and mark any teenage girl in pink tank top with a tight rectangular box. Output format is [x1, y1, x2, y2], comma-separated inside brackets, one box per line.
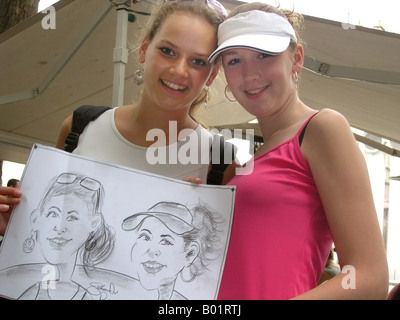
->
[209, 2, 388, 299]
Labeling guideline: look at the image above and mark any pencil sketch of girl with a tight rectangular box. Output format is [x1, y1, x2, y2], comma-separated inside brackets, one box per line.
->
[121, 201, 222, 300]
[18, 172, 115, 300]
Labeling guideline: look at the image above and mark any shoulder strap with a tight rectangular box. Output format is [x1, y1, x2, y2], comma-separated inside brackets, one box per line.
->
[64, 105, 111, 153]
[298, 112, 319, 146]
[207, 134, 237, 185]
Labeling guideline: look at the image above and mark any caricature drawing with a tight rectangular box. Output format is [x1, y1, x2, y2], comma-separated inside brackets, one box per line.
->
[0, 145, 235, 300]
[122, 201, 223, 300]
[17, 172, 115, 300]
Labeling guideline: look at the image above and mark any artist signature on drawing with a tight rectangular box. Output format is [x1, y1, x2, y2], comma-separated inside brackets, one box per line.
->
[88, 282, 118, 299]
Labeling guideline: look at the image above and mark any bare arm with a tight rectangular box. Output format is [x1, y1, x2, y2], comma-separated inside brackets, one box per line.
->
[296, 109, 388, 299]
[55, 114, 73, 150]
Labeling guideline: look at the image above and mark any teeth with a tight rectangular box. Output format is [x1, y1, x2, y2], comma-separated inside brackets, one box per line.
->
[143, 262, 162, 269]
[246, 87, 266, 95]
[162, 80, 187, 91]
[49, 238, 70, 245]
[142, 261, 164, 274]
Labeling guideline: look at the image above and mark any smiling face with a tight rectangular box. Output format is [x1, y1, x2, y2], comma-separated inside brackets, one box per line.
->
[139, 12, 218, 113]
[33, 193, 98, 265]
[222, 47, 299, 118]
[130, 217, 198, 291]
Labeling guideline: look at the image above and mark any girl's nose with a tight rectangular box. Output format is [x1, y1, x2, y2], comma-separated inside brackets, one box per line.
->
[169, 58, 189, 78]
[243, 62, 261, 82]
[147, 246, 161, 258]
[53, 224, 66, 234]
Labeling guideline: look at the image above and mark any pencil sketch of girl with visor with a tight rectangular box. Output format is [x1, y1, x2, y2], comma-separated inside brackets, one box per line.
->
[17, 172, 115, 300]
[122, 201, 223, 300]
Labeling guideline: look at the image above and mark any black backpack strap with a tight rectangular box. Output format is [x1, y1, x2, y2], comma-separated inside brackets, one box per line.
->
[207, 134, 237, 185]
[64, 105, 111, 153]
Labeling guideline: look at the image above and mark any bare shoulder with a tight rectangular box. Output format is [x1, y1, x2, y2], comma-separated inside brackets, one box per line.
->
[55, 114, 73, 149]
[311, 108, 350, 131]
[306, 108, 353, 143]
[302, 108, 358, 161]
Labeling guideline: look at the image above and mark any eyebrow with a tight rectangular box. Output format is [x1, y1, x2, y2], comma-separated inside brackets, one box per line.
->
[49, 205, 79, 215]
[140, 228, 152, 235]
[223, 50, 239, 56]
[48, 206, 61, 212]
[161, 234, 175, 241]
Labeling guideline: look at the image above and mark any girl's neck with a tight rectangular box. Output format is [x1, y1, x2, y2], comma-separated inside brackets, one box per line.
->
[50, 261, 75, 282]
[257, 95, 302, 138]
[255, 98, 314, 155]
[115, 104, 198, 147]
[135, 101, 197, 132]
[158, 283, 174, 300]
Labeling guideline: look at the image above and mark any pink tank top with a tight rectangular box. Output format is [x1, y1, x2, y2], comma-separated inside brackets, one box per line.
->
[218, 114, 333, 300]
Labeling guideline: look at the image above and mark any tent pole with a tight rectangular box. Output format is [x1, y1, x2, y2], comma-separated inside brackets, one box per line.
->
[111, 0, 131, 107]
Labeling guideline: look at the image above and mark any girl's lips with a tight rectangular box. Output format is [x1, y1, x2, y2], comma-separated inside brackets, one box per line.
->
[160, 79, 188, 92]
[142, 261, 165, 274]
[245, 86, 268, 96]
[47, 237, 72, 248]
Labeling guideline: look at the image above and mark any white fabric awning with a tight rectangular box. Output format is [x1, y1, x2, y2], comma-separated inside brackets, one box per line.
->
[1, 0, 399, 163]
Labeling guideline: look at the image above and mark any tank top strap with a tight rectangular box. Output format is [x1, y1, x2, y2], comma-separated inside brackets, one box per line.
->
[297, 112, 320, 146]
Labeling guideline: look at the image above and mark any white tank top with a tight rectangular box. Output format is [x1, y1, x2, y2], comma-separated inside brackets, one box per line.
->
[73, 108, 213, 181]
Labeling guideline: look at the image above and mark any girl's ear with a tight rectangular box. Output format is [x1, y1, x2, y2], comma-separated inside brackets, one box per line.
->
[292, 44, 304, 74]
[185, 242, 200, 265]
[30, 209, 39, 228]
[138, 37, 149, 64]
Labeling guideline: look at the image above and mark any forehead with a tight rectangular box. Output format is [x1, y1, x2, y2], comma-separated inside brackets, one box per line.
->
[140, 216, 170, 232]
[42, 194, 91, 210]
[222, 48, 263, 56]
[156, 12, 217, 44]
[162, 11, 212, 27]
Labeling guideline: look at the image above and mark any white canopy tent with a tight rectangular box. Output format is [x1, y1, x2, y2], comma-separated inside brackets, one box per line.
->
[0, 0, 399, 164]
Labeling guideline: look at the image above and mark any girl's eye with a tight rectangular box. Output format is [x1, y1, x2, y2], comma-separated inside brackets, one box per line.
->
[66, 215, 78, 222]
[46, 211, 59, 218]
[259, 53, 272, 59]
[160, 47, 174, 56]
[138, 233, 150, 241]
[160, 238, 173, 246]
[227, 58, 242, 66]
[192, 58, 207, 67]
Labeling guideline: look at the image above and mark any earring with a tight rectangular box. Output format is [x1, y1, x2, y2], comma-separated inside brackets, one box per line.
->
[204, 86, 209, 108]
[22, 230, 36, 254]
[180, 266, 197, 283]
[224, 85, 237, 103]
[293, 72, 299, 87]
[133, 67, 144, 86]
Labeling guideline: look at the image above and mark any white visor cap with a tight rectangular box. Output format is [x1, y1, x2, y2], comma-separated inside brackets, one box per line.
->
[209, 10, 297, 63]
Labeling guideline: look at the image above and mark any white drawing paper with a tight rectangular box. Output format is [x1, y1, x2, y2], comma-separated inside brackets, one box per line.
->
[0, 144, 235, 300]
